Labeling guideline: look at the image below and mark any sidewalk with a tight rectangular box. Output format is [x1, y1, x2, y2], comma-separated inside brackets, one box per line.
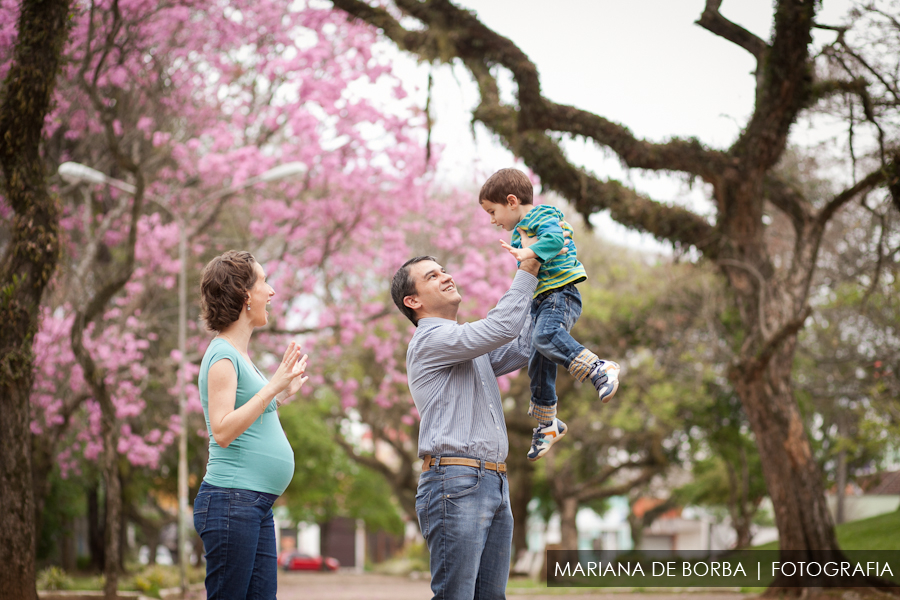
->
[274, 571, 754, 600]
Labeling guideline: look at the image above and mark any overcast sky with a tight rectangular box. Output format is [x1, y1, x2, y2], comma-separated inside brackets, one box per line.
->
[386, 0, 858, 253]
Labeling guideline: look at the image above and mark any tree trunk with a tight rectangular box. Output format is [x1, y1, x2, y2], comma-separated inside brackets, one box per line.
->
[725, 446, 757, 549]
[32, 434, 57, 546]
[88, 484, 105, 572]
[627, 510, 644, 552]
[318, 520, 330, 556]
[508, 470, 533, 561]
[557, 497, 579, 551]
[506, 415, 534, 560]
[100, 410, 121, 599]
[732, 513, 753, 550]
[71, 300, 125, 597]
[0, 0, 71, 597]
[734, 344, 837, 552]
[60, 516, 76, 572]
[0, 355, 40, 600]
[835, 417, 847, 525]
[731, 341, 872, 587]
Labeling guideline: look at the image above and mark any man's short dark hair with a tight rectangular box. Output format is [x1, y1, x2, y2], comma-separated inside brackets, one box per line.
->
[479, 168, 534, 205]
[391, 255, 437, 326]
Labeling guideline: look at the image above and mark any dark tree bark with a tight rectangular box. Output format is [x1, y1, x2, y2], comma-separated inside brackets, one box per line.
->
[0, 0, 71, 598]
[88, 483, 106, 571]
[723, 445, 759, 549]
[330, 0, 899, 589]
[505, 408, 536, 559]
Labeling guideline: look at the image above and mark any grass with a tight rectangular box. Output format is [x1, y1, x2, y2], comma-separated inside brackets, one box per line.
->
[833, 509, 900, 550]
[752, 509, 900, 550]
[37, 564, 205, 598]
[506, 510, 900, 594]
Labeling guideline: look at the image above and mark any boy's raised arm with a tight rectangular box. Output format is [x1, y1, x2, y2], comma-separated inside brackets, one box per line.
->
[501, 223, 568, 263]
[522, 218, 565, 263]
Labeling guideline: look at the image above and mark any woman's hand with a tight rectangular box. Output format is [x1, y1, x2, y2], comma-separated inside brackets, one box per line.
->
[269, 342, 306, 396]
[276, 352, 309, 406]
[208, 341, 309, 448]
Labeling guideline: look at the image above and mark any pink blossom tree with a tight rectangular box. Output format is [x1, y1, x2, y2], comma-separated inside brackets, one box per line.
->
[0, 0, 507, 593]
[255, 181, 520, 517]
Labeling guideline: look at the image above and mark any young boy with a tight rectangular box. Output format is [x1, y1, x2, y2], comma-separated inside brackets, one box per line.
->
[480, 168, 620, 461]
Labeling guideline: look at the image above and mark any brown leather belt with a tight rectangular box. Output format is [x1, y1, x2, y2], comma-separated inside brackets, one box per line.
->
[421, 454, 507, 473]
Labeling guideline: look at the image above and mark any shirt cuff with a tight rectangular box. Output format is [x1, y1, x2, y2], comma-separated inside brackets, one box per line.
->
[511, 269, 538, 294]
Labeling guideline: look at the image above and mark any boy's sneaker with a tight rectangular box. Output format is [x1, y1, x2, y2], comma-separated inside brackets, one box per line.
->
[527, 418, 568, 462]
[590, 360, 620, 403]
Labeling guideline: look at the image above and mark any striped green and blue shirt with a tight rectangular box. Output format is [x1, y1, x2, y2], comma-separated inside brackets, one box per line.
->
[511, 204, 587, 297]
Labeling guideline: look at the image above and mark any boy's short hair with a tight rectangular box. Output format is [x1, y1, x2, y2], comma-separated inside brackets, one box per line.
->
[479, 168, 534, 205]
[391, 255, 437, 326]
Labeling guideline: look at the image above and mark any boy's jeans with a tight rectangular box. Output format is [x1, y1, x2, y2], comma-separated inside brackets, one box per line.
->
[528, 283, 584, 422]
[193, 481, 279, 600]
[416, 461, 513, 600]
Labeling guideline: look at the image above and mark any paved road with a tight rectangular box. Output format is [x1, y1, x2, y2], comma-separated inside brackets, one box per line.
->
[274, 571, 754, 600]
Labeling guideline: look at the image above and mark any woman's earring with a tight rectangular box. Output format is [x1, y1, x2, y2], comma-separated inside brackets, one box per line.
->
[247, 302, 251, 311]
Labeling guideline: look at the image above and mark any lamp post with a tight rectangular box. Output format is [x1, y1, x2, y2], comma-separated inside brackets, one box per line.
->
[59, 160, 306, 596]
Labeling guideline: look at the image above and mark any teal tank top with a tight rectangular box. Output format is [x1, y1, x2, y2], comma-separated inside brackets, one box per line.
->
[198, 338, 295, 495]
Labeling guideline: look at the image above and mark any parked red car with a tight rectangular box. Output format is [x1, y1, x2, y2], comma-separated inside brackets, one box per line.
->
[278, 551, 340, 572]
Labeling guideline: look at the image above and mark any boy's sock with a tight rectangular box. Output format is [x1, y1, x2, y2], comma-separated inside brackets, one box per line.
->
[527, 402, 556, 424]
[567, 349, 600, 382]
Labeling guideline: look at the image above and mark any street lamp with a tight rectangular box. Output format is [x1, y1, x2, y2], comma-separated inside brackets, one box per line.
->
[59, 162, 138, 194]
[58, 160, 306, 596]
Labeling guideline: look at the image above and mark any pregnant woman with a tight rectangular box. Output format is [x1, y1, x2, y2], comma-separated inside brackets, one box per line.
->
[193, 250, 308, 600]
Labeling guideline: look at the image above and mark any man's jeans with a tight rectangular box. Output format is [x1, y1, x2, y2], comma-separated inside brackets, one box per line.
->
[528, 284, 584, 419]
[416, 461, 514, 600]
[193, 481, 279, 600]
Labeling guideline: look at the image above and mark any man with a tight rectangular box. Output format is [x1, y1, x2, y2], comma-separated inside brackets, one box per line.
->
[390, 244, 540, 600]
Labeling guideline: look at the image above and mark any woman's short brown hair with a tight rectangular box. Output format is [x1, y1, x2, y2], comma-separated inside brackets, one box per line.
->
[199, 250, 258, 332]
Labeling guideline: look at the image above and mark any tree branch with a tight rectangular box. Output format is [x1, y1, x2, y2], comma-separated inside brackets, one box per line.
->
[580, 463, 663, 503]
[717, 258, 771, 340]
[696, 0, 768, 61]
[334, 0, 437, 58]
[336, 0, 728, 179]
[731, 0, 817, 171]
[333, 0, 731, 254]
[539, 103, 729, 181]
[464, 75, 723, 253]
[815, 166, 887, 228]
[762, 175, 810, 233]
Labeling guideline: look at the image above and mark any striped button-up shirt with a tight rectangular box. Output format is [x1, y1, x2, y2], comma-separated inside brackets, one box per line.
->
[407, 270, 538, 463]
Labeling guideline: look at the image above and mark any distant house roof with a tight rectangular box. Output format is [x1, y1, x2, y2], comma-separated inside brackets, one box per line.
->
[632, 497, 681, 520]
[858, 471, 900, 495]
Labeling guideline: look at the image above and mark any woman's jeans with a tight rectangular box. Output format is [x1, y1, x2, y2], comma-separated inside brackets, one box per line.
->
[193, 481, 279, 600]
[528, 284, 584, 421]
[416, 461, 513, 600]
